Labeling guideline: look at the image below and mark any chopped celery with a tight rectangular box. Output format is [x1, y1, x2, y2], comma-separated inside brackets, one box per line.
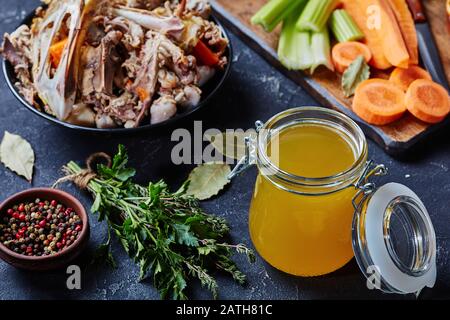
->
[278, 11, 312, 70]
[310, 28, 334, 74]
[329, 9, 364, 42]
[296, 0, 339, 32]
[251, 0, 307, 32]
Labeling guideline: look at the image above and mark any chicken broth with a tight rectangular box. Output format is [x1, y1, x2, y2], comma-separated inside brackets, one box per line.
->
[249, 123, 358, 276]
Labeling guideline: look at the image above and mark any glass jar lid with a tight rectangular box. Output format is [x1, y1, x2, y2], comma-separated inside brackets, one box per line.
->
[352, 182, 437, 295]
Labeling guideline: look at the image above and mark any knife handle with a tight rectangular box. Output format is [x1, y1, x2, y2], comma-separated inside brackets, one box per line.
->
[406, 0, 427, 22]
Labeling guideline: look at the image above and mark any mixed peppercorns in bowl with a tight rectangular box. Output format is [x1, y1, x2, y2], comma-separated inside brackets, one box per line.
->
[0, 188, 89, 270]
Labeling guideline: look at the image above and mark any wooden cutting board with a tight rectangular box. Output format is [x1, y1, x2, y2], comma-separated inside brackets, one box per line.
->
[210, 0, 450, 155]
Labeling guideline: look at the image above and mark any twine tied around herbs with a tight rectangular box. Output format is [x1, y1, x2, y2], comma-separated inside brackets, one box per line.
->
[52, 152, 112, 189]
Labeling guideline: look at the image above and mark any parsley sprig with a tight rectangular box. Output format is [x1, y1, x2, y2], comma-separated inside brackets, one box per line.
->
[63, 145, 254, 300]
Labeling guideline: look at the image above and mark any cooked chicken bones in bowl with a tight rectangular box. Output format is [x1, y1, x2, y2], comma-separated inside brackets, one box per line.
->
[1, 0, 229, 129]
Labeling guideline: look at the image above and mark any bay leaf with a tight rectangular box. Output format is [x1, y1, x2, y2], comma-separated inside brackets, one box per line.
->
[0, 131, 35, 182]
[342, 55, 370, 98]
[205, 131, 257, 160]
[186, 162, 231, 200]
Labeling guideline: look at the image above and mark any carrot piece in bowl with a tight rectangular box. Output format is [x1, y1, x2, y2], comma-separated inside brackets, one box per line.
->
[389, 66, 432, 91]
[49, 38, 68, 69]
[352, 79, 406, 125]
[405, 79, 450, 124]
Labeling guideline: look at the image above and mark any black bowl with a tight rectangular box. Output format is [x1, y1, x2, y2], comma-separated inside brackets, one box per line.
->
[2, 9, 232, 133]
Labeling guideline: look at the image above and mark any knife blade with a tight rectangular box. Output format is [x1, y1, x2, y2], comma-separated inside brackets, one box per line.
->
[406, 0, 450, 91]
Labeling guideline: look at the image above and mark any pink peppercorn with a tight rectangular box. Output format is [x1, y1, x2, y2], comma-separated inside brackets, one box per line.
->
[38, 219, 47, 228]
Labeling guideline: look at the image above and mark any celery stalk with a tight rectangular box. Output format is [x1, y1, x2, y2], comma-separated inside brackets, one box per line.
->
[251, 0, 307, 32]
[329, 9, 364, 42]
[310, 28, 334, 74]
[278, 11, 312, 70]
[296, 0, 339, 32]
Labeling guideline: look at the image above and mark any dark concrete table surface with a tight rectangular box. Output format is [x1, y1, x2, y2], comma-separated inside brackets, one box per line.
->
[0, 0, 449, 300]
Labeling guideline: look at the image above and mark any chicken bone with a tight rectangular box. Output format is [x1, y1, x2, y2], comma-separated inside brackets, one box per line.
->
[112, 5, 184, 39]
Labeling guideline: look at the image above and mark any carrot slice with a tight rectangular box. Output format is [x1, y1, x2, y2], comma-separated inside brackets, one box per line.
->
[193, 40, 219, 67]
[352, 79, 407, 125]
[356, 0, 410, 68]
[405, 79, 450, 124]
[388, 0, 419, 65]
[49, 38, 68, 69]
[341, 0, 392, 70]
[389, 66, 432, 91]
[332, 42, 372, 73]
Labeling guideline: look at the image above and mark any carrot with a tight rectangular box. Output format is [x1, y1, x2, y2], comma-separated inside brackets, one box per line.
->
[352, 79, 407, 125]
[356, 0, 410, 68]
[136, 87, 149, 102]
[389, 66, 432, 91]
[447, 0, 450, 32]
[388, 0, 419, 65]
[405, 79, 450, 124]
[341, 0, 391, 70]
[49, 38, 68, 69]
[331, 42, 372, 73]
[193, 40, 219, 67]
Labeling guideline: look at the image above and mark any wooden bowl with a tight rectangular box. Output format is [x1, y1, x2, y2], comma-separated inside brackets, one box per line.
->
[0, 188, 90, 271]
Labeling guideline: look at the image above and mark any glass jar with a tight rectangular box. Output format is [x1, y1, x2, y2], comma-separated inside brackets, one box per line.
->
[249, 107, 368, 276]
[240, 107, 437, 294]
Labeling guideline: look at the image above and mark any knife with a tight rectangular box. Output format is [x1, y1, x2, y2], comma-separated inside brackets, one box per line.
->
[406, 0, 450, 91]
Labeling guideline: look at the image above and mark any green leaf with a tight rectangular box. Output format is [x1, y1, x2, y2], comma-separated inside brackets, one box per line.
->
[342, 55, 370, 98]
[0, 131, 35, 181]
[91, 243, 117, 269]
[174, 271, 187, 294]
[116, 168, 136, 181]
[139, 256, 151, 280]
[185, 162, 231, 200]
[198, 246, 214, 256]
[112, 144, 128, 170]
[91, 193, 102, 213]
[97, 164, 114, 178]
[173, 224, 198, 247]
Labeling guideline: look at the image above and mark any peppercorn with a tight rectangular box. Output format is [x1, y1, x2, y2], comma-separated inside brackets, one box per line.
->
[38, 220, 46, 228]
[0, 199, 82, 256]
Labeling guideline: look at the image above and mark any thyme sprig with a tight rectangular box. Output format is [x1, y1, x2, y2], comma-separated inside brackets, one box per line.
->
[63, 145, 254, 300]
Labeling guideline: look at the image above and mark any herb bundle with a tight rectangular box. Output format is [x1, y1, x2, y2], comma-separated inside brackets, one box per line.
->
[61, 145, 254, 300]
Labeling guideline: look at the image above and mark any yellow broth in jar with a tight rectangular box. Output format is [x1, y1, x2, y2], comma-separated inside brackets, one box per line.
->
[249, 123, 358, 276]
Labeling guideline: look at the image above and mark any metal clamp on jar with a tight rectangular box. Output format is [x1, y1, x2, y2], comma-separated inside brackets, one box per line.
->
[230, 107, 436, 296]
